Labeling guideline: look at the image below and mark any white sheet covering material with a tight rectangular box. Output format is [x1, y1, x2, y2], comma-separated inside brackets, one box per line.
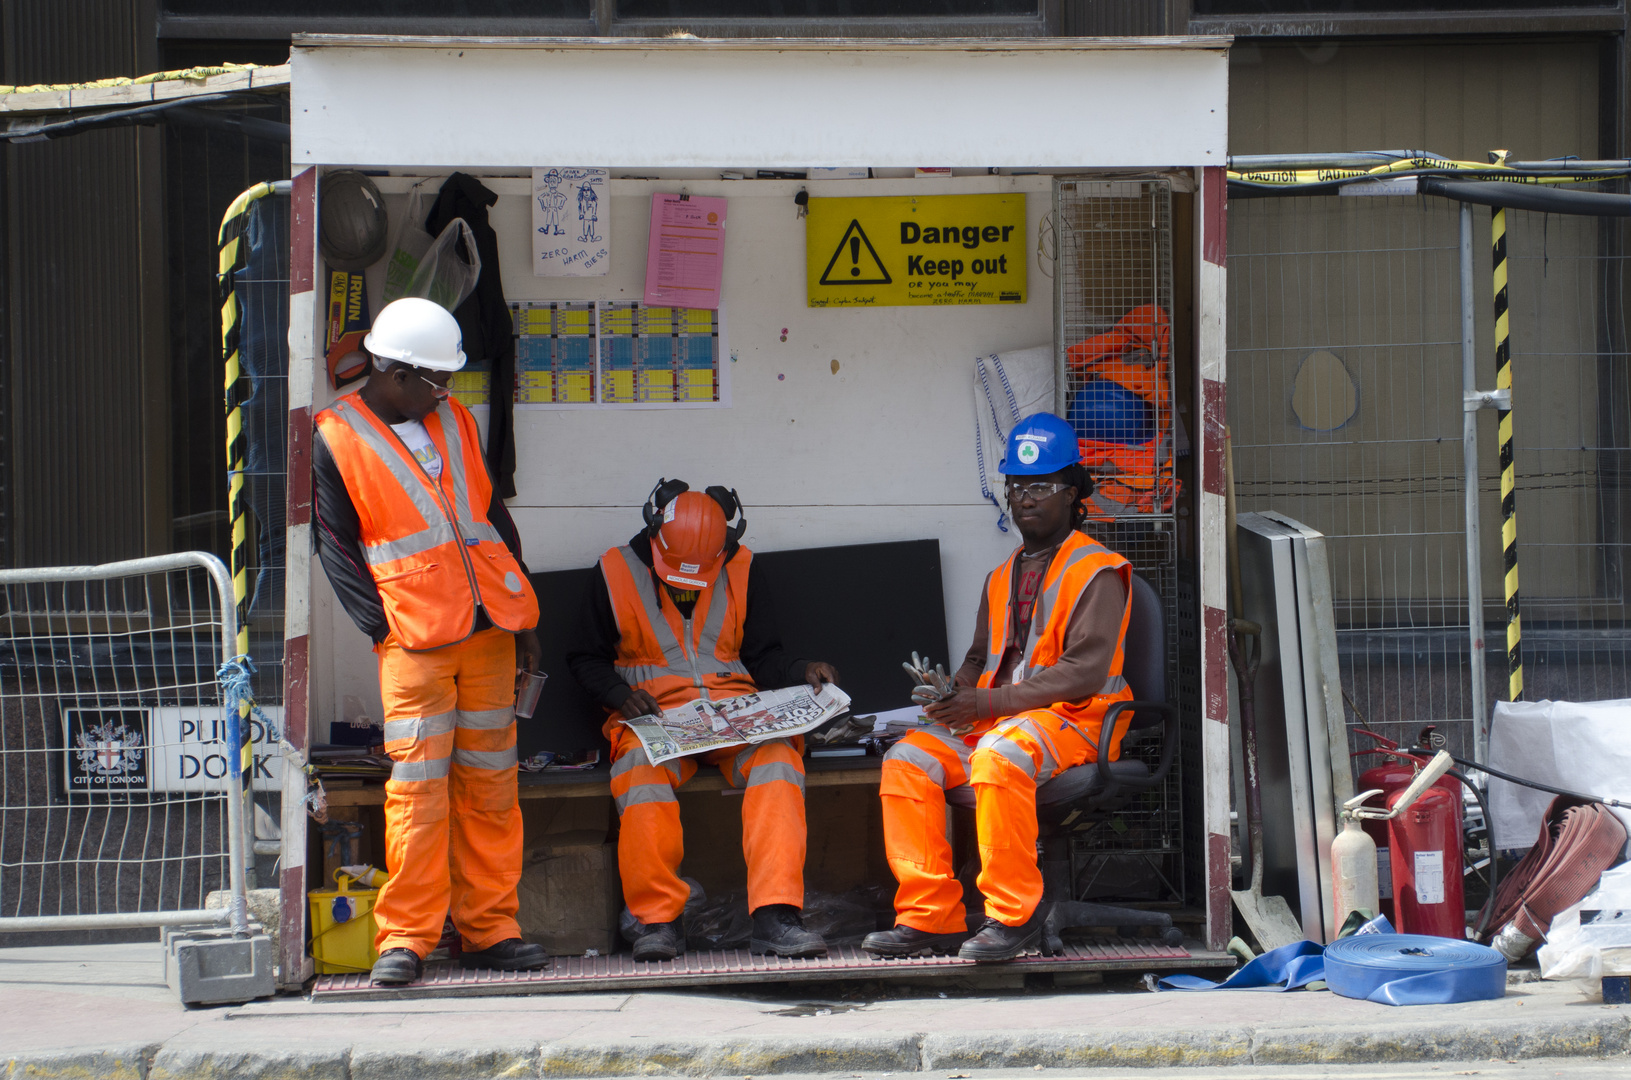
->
[972, 345, 1055, 532]
[1537, 862, 1631, 987]
[1488, 698, 1631, 855]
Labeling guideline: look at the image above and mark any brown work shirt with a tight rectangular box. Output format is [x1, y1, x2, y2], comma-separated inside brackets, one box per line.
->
[953, 541, 1128, 721]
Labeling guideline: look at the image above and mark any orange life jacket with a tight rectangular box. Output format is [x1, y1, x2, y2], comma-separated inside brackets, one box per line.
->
[599, 543, 758, 734]
[314, 391, 539, 650]
[1064, 305, 1181, 521]
[976, 531, 1136, 759]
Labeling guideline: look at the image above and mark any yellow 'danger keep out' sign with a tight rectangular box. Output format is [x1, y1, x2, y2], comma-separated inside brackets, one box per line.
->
[806, 193, 1027, 308]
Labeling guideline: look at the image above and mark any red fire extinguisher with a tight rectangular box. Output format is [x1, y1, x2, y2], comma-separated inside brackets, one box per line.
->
[1338, 749, 1467, 939]
[1352, 729, 1464, 923]
[1388, 778, 1466, 938]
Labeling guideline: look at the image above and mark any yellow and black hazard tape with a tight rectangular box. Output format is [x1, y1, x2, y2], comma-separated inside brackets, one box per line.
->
[218, 180, 282, 783]
[1489, 153, 1523, 702]
[1228, 153, 1631, 192]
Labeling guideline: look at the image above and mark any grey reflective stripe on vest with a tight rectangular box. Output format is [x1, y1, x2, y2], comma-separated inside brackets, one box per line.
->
[457, 706, 514, 730]
[692, 570, 737, 690]
[1091, 491, 1133, 518]
[382, 710, 456, 744]
[453, 746, 517, 771]
[436, 402, 473, 525]
[614, 546, 689, 676]
[366, 520, 504, 567]
[614, 662, 663, 688]
[330, 402, 447, 528]
[744, 761, 804, 791]
[1019, 541, 1126, 684]
[883, 740, 948, 788]
[331, 400, 499, 565]
[391, 756, 451, 782]
[611, 545, 741, 698]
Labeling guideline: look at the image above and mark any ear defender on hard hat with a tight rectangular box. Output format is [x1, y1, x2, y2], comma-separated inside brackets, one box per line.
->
[642, 478, 692, 533]
[1000, 411, 1083, 476]
[649, 490, 731, 590]
[703, 485, 747, 557]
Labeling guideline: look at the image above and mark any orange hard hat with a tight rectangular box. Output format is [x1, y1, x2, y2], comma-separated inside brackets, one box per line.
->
[651, 490, 729, 589]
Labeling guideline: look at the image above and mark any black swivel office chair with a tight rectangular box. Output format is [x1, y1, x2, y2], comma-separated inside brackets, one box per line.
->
[947, 572, 1182, 949]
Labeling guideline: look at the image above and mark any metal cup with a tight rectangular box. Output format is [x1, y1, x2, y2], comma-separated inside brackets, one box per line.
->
[515, 670, 548, 719]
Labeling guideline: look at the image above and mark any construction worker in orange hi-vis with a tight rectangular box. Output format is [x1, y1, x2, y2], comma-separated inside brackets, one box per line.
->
[313, 298, 549, 987]
[566, 480, 840, 961]
[864, 412, 1135, 962]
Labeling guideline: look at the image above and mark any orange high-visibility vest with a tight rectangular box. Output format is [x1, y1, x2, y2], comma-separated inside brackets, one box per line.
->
[599, 544, 758, 728]
[315, 391, 539, 650]
[1065, 304, 1181, 521]
[976, 531, 1135, 758]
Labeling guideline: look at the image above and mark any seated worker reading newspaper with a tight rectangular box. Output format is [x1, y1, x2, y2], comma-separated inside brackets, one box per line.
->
[566, 479, 842, 962]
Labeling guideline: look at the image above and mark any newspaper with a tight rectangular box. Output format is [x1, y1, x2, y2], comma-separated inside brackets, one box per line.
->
[619, 684, 852, 766]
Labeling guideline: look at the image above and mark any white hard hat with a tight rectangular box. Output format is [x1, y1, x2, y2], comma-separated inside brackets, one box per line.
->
[363, 297, 467, 372]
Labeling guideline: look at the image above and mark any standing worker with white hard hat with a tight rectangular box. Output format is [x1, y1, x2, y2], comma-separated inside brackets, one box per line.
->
[864, 412, 1135, 963]
[313, 297, 548, 986]
[566, 479, 840, 962]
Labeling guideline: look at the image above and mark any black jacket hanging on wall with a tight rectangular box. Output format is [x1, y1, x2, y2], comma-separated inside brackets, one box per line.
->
[425, 173, 517, 498]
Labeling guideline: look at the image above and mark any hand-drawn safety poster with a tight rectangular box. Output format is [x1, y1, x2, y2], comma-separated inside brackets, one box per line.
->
[806, 193, 1026, 308]
[533, 167, 610, 277]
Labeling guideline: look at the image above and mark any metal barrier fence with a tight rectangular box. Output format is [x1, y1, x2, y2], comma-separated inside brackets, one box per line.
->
[1227, 188, 1631, 765]
[0, 553, 249, 934]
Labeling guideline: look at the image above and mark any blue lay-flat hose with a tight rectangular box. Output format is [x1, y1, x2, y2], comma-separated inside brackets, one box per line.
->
[1160, 934, 1507, 1006]
[1324, 934, 1507, 1006]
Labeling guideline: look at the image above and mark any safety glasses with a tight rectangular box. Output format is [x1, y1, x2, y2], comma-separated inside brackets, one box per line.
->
[416, 372, 452, 400]
[1004, 480, 1071, 505]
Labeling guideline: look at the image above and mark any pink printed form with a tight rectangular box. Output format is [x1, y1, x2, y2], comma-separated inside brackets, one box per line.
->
[643, 193, 727, 309]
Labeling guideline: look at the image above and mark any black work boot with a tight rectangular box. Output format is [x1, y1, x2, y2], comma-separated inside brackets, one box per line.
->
[749, 904, 828, 958]
[370, 947, 422, 986]
[861, 924, 971, 958]
[459, 937, 550, 971]
[958, 908, 1045, 962]
[632, 920, 684, 961]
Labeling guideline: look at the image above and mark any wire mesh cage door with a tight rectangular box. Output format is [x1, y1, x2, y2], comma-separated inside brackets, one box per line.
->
[1052, 177, 1184, 904]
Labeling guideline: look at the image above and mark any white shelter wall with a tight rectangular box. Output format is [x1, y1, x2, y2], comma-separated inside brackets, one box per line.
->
[315, 175, 1055, 731]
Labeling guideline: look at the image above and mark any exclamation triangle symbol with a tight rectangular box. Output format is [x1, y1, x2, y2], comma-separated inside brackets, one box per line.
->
[819, 219, 891, 286]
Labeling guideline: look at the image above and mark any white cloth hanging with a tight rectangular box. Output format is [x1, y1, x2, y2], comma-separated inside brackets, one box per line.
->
[972, 345, 1055, 532]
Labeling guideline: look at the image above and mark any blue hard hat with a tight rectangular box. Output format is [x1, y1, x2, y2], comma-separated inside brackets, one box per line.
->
[1000, 412, 1082, 476]
[1068, 378, 1156, 446]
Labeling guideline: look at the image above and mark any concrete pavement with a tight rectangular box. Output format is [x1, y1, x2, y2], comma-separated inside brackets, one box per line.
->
[2, 943, 1628, 1078]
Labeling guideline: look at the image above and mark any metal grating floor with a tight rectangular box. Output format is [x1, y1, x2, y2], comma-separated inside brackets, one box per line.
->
[310, 941, 1230, 1001]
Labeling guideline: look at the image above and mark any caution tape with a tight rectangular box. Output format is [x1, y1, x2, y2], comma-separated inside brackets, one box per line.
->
[1228, 153, 1631, 192]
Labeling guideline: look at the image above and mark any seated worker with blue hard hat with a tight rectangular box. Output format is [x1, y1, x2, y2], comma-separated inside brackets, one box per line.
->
[566, 480, 841, 962]
[863, 412, 1135, 962]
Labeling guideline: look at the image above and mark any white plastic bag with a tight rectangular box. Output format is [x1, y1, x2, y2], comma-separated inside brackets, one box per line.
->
[403, 218, 481, 314]
[1538, 863, 1631, 992]
[382, 178, 437, 306]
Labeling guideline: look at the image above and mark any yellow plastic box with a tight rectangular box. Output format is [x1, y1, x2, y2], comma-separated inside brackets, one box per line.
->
[308, 871, 380, 975]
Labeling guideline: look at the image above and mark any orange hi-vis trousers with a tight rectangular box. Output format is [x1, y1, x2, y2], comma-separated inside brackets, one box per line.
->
[880, 712, 1098, 932]
[374, 627, 522, 957]
[608, 726, 807, 924]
